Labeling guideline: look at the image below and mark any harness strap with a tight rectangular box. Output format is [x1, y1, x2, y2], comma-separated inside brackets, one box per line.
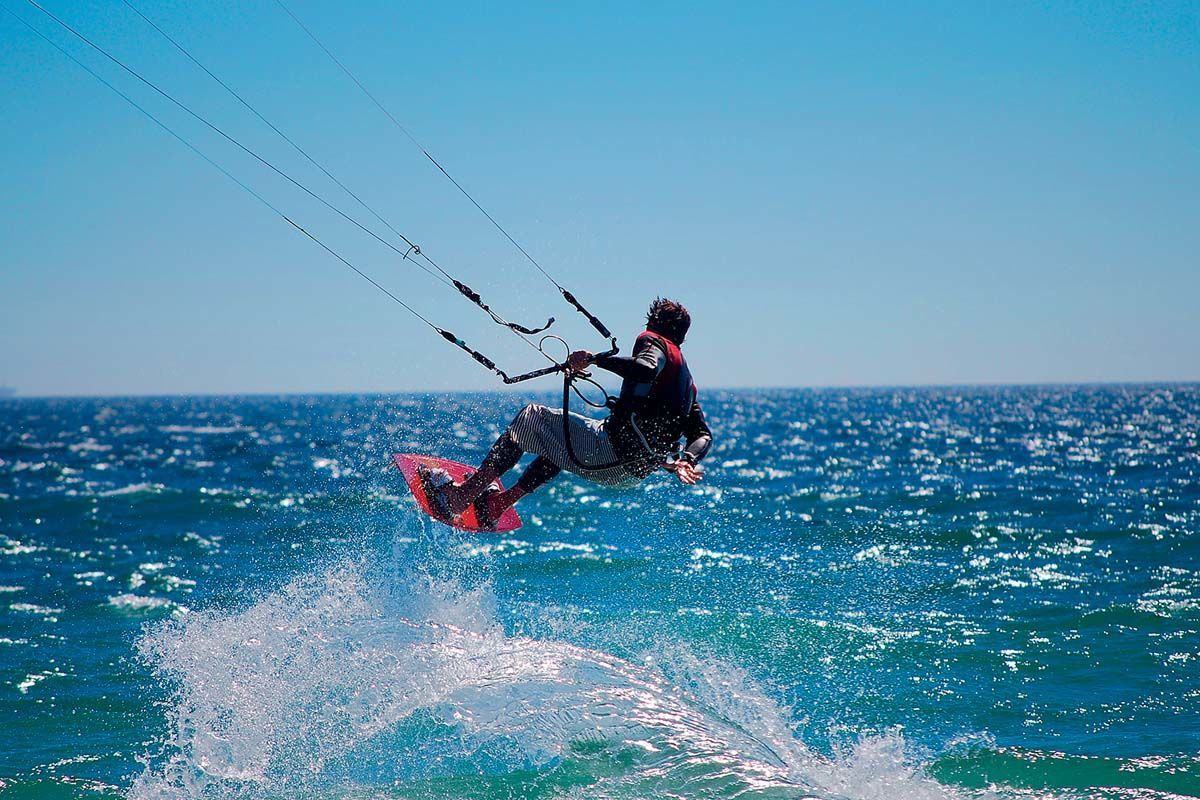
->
[561, 372, 626, 472]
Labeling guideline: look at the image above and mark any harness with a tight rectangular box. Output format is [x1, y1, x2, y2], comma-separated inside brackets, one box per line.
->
[561, 330, 693, 474]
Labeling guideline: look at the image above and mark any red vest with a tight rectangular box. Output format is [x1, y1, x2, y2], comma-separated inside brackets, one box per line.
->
[636, 329, 694, 417]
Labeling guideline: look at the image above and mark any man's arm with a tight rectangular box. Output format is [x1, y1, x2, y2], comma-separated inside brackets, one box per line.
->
[591, 338, 665, 382]
[679, 398, 712, 464]
[667, 398, 711, 485]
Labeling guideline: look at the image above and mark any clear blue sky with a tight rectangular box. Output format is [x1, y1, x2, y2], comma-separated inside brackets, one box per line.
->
[2, 0, 1197, 396]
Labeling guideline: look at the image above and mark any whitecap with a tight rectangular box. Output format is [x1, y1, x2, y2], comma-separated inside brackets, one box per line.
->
[98, 483, 168, 497]
[109, 594, 183, 614]
[9, 602, 63, 620]
[17, 669, 67, 694]
[158, 425, 249, 435]
[0, 536, 42, 556]
[68, 439, 112, 453]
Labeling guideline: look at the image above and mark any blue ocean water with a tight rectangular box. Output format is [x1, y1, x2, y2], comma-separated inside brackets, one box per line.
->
[1, 386, 1198, 799]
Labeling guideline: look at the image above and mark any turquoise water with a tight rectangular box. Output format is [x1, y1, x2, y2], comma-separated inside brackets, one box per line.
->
[1, 386, 1197, 798]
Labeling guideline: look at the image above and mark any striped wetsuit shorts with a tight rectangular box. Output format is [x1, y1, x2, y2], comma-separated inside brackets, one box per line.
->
[507, 404, 640, 487]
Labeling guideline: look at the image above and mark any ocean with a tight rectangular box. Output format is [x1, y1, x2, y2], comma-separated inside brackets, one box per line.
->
[1, 385, 1197, 799]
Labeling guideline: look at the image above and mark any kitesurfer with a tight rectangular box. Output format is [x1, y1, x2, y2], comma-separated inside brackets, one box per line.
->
[425, 297, 712, 528]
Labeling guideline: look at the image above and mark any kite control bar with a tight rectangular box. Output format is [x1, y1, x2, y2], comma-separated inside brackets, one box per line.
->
[499, 338, 619, 385]
[435, 326, 618, 389]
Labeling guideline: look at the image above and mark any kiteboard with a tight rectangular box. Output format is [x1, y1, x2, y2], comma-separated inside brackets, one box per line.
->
[392, 453, 522, 533]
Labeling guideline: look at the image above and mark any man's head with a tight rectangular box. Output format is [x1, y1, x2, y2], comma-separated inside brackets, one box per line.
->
[646, 297, 691, 345]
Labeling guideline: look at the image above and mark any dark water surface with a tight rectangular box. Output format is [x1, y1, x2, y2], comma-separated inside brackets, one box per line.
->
[1, 385, 1198, 798]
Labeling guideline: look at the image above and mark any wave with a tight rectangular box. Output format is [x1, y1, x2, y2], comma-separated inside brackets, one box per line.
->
[128, 553, 981, 800]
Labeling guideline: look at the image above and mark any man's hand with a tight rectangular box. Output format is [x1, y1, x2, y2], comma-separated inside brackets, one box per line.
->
[667, 459, 704, 485]
[567, 350, 593, 374]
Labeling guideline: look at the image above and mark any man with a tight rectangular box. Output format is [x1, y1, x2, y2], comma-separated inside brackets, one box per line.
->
[425, 297, 712, 527]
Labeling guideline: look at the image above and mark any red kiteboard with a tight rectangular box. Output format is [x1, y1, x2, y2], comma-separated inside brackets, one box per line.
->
[392, 453, 522, 533]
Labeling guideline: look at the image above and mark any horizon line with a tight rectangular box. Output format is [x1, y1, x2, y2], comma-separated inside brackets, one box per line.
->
[1, 378, 1197, 402]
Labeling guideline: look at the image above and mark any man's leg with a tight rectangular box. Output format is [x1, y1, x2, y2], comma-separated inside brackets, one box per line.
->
[441, 430, 524, 515]
[479, 456, 561, 520]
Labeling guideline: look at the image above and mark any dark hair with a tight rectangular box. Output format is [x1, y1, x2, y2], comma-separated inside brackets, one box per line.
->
[646, 297, 691, 344]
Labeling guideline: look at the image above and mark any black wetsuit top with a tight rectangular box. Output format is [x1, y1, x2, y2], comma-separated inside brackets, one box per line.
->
[593, 335, 712, 478]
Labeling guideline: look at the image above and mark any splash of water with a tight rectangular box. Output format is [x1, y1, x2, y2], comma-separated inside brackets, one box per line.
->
[129, 555, 984, 799]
